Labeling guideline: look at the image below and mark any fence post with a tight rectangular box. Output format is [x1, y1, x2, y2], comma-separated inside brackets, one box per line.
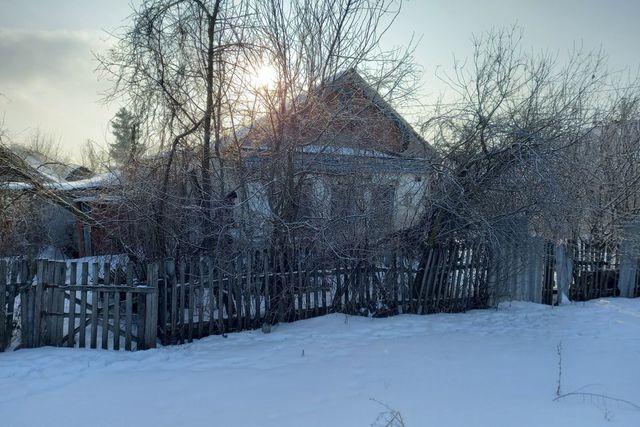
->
[555, 243, 572, 304]
[0, 260, 6, 351]
[164, 258, 177, 344]
[486, 245, 499, 307]
[146, 262, 159, 349]
[528, 237, 544, 304]
[618, 222, 640, 298]
[32, 260, 45, 347]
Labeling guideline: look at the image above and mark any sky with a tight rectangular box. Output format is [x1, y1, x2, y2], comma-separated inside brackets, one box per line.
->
[1, 0, 639, 160]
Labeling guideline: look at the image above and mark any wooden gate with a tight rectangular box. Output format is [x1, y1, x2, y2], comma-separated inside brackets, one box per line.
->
[2, 259, 158, 351]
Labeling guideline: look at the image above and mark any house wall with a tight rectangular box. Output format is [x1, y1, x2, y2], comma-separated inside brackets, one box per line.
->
[237, 167, 429, 245]
[393, 172, 428, 230]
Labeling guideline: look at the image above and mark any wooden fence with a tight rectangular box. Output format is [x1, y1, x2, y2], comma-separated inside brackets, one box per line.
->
[3, 236, 640, 352]
[153, 242, 491, 345]
[488, 237, 640, 305]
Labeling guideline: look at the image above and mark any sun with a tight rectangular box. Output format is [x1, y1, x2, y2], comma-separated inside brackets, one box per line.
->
[251, 64, 278, 90]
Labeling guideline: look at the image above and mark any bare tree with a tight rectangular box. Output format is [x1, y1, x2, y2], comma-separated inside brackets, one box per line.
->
[417, 27, 623, 245]
[98, 0, 254, 258]
[576, 95, 640, 243]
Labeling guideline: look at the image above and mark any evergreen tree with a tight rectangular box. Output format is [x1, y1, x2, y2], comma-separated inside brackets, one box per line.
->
[109, 107, 142, 164]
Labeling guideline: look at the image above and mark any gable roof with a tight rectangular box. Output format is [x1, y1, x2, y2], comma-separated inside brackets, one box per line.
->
[326, 69, 432, 159]
[232, 69, 433, 161]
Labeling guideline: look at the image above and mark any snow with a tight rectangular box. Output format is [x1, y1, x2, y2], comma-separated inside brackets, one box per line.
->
[1, 170, 118, 192]
[299, 144, 397, 158]
[1, 299, 639, 427]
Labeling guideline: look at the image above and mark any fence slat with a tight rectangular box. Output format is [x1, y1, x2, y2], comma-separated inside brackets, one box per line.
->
[55, 262, 66, 347]
[206, 258, 213, 336]
[227, 262, 235, 331]
[137, 263, 150, 350]
[188, 259, 195, 343]
[20, 280, 29, 348]
[145, 262, 158, 349]
[180, 260, 188, 343]
[67, 262, 77, 348]
[90, 263, 99, 349]
[113, 269, 121, 351]
[304, 262, 311, 318]
[125, 263, 134, 351]
[297, 255, 304, 318]
[245, 255, 252, 328]
[101, 262, 111, 350]
[33, 261, 45, 347]
[0, 261, 7, 351]
[168, 259, 177, 344]
[216, 259, 223, 334]
[78, 263, 88, 348]
[198, 259, 205, 337]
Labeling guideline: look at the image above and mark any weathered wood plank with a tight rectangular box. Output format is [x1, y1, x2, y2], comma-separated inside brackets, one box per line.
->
[20, 286, 29, 348]
[55, 262, 66, 346]
[314, 267, 321, 316]
[67, 262, 77, 347]
[135, 288, 145, 350]
[460, 244, 473, 309]
[78, 262, 88, 348]
[33, 261, 45, 347]
[304, 265, 311, 318]
[216, 259, 223, 334]
[101, 262, 111, 350]
[321, 269, 328, 315]
[167, 258, 177, 344]
[151, 262, 159, 348]
[112, 268, 121, 351]
[145, 262, 158, 349]
[206, 258, 213, 336]
[297, 255, 303, 319]
[25, 278, 35, 348]
[432, 246, 448, 312]
[245, 255, 252, 329]
[416, 247, 433, 314]
[198, 258, 205, 337]
[252, 254, 259, 325]
[188, 259, 195, 343]
[452, 245, 465, 311]
[19, 261, 30, 343]
[180, 260, 188, 343]
[226, 262, 234, 331]
[125, 263, 134, 351]
[160, 259, 168, 344]
[90, 262, 99, 349]
[264, 254, 270, 320]
[0, 260, 7, 351]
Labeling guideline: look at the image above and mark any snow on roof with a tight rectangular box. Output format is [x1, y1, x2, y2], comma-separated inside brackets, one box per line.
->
[298, 144, 398, 158]
[1, 170, 119, 192]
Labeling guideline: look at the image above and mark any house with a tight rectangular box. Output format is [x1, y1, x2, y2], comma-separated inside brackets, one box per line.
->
[230, 69, 433, 248]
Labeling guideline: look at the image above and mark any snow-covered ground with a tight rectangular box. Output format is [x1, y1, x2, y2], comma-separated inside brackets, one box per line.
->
[1, 299, 639, 427]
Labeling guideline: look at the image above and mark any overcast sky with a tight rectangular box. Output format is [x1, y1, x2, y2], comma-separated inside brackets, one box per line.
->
[1, 0, 639, 159]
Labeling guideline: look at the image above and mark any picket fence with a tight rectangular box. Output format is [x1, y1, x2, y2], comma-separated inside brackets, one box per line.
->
[151, 241, 490, 345]
[2, 237, 640, 352]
